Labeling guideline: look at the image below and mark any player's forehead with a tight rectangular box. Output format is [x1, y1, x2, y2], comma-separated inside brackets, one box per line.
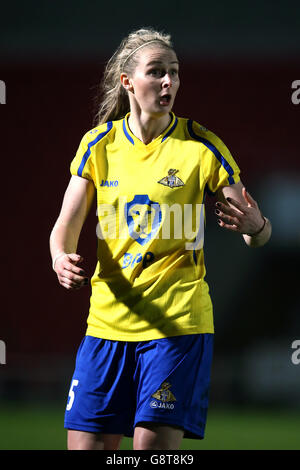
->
[136, 46, 179, 68]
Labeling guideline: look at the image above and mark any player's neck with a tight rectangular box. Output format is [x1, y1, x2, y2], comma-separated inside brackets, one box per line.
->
[128, 111, 171, 145]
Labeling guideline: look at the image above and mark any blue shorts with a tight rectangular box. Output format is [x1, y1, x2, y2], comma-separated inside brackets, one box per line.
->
[64, 333, 214, 439]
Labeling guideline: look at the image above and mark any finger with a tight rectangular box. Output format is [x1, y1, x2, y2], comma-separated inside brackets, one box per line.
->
[55, 256, 86, 276]
[60, 281, 73, 290]
[225, 196, 247, 213]
[59, 274, 88, 289]
[65, 272, 88, 284]
[217, 219, 240, 232]
[60, 280, 81, 290]
[59, 276, 79, 289]
[215, 202, 242, 217]
[216, 212, 241, 227]
[67, 253, 84, 265]
[64, 262, 87, 276]
[61, 269, 88, 285]
[242, 187, 257, 208]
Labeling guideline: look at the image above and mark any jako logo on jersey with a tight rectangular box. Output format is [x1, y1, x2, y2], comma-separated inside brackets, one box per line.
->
[150, 382, 176, 410]
[157, 169, 184, 188]
[100, 180, 119, 187]
[125, 195, 162, 246]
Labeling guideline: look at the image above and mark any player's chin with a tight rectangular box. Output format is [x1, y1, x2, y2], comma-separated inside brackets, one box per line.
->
[152, 104, 173, 117]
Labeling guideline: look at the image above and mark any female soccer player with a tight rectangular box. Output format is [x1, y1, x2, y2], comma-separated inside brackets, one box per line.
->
[49, 27, 271, 450]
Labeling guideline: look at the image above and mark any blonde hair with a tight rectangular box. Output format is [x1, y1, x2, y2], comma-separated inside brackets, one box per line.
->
[94, 27, 174, 125]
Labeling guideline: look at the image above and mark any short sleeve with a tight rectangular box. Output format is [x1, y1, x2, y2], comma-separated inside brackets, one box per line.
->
[187, 120, 240, 195]
[70, 132, 96, 183]
[200, 128, 240, 194]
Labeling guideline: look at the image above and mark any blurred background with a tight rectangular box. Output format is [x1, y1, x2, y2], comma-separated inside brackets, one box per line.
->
[0, 0, 300, 450]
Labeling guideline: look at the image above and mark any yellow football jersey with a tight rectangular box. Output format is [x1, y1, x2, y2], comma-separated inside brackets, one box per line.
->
[70, 112, 240, 341]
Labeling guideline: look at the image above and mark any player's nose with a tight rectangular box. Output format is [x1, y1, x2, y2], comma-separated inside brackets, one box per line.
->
[162, 73, 172, 88]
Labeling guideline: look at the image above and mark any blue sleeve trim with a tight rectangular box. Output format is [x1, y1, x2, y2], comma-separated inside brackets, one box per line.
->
[77, 121, 113, 177]
[187, 120, 235, 185]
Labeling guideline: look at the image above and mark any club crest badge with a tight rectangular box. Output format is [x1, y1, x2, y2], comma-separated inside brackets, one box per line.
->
[125, 194, 162, 246]
[157, 169, 184, 188]
[151, 382, 177, 402]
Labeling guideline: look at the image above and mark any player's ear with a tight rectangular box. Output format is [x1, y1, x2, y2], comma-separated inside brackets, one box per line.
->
[120, 73, 134, 92]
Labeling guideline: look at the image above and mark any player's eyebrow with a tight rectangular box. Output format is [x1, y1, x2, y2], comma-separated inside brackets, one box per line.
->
[146, 60, 179, 66]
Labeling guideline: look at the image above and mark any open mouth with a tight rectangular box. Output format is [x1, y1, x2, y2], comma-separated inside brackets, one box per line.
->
[159, 94, 171, 105]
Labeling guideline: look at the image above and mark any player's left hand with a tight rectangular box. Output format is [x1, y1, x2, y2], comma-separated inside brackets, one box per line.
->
[215, 187, 265, 236]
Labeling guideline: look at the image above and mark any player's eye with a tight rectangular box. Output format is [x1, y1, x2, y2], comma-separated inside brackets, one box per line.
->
[148, 69, 161, 77]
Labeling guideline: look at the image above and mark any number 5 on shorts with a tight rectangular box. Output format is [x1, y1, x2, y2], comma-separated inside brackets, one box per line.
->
[66, 379, 79, 411]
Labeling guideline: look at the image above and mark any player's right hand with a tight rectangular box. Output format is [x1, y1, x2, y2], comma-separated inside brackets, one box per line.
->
[54, 253, 89, 290]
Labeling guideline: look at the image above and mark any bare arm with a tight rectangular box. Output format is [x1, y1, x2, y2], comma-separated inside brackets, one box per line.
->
[49, 175, 95, 289]
[215, 180, 272, 247]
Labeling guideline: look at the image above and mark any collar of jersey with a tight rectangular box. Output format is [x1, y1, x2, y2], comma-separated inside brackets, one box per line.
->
[122, 112, 178, 150]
